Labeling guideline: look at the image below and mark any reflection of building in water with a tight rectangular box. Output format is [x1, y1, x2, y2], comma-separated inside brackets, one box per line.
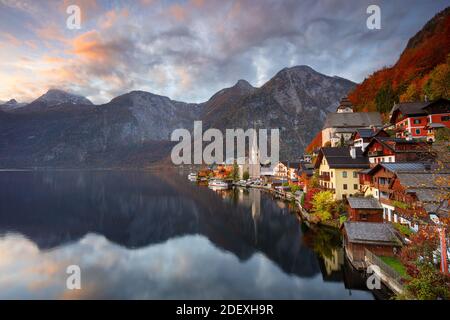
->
[250, 189, 261, 244]
[323, 248, 344, 276]
[249, 131, 261, 179]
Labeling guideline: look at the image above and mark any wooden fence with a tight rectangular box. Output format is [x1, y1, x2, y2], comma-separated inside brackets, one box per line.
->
[365, 249, 405, 292]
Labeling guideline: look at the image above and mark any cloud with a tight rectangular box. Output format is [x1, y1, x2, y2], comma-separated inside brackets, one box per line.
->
[0, 0, 448, 104]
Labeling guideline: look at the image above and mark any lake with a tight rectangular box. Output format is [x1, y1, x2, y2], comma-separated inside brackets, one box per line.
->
[0, 170, 378, 299]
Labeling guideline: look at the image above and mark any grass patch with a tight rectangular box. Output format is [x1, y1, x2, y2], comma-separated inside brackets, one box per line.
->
[380, 256, 408, 278]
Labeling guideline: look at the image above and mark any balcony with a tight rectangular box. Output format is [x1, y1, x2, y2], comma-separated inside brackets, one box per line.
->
[368, 150, 384, 157]
[319, 174, 330, 182]
[377, 183, 392, 193]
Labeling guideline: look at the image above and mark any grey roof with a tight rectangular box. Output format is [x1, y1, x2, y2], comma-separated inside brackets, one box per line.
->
[409, 188, 448, 202]
[348, 197, 383, 209]
[335, 128, 358, 134]
[323, 112, 383, 129]
[427, 123, 447, 128]
[378, 162, 428, 174]
[344, 222, 402, 246]
[424, 203, 449, 216]
[320, 147, 370, 169]
[390, 102, 429, 116]
[355, 128, 378, 138]
[396, 172, 450, 188]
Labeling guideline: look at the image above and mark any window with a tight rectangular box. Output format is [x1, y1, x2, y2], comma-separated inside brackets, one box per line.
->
[413, 119, 421, 124]
[354, 184, 358, 190]
[331, 171, 333, 178]
[442, 116, 450, 122]
[353, 171, 357, 178]
[342, 171, 347, 178]
[343, 184, 347, 190]
[415, 129, 421, 134]
[360, 214, 368, 221]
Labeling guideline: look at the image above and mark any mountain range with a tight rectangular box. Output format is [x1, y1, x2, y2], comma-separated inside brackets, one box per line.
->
[0, 66, 355, 168]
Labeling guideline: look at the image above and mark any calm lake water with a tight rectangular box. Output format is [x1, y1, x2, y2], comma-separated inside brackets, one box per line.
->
[0, 170, 378, 299]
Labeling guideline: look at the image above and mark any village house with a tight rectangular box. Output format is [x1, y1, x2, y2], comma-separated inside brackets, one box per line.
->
[342, 221, 403, 270]
[363, 136, 433, 164]
[321, 97, 383, 147]
[386, 172, 450, 229]
[314, 146, 370, 200]
[389, 98, 450, 141]
[347, 197, 384, 223]
[298, 161, 315, 191]
[285, 162, 301, 184]
[424, 122, 448, 142]
[274, 161, 289, 178]
[359, 162, 449, 231]
[351, 128, 389, 151]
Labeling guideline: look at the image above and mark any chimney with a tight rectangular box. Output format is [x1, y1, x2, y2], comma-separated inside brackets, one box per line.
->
[350, 146, 356, 159]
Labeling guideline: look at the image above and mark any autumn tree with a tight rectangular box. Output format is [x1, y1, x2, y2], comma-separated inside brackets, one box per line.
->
[311, 190, 335, 222]
[400, 82, 420, 102]
[423, 55, 450, 100]
[398, 227, 450, 300]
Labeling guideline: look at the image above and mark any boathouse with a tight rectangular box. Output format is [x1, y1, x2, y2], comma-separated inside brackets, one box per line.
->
[343, 221, 402, 270]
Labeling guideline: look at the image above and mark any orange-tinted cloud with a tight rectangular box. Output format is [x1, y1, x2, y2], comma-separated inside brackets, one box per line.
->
[70, 30, 110, 62]
[100, 8, 129, 30]
[0, 32, 22, 46]
[168, 4, 187, 22]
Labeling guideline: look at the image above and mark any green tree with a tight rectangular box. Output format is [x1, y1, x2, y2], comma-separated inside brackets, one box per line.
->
[242, 171, 250, 180]
[310, 171, 320, 188]
[311, 191, 335, 221]
[375, 82, 397, 113]
[290, 184, 301, 193]
[435, 127, 450, 143]
[339, 134, 345, 147]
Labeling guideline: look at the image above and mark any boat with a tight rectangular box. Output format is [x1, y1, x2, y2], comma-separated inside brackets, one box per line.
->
[208, 179, 230, 189]
[187, 173, 197, 181]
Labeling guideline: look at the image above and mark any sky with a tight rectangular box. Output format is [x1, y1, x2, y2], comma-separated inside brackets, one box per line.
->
[0, 0, 448, 104]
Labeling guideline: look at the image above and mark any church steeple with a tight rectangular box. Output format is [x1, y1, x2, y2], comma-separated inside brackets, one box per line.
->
[336, 97, 354, 113]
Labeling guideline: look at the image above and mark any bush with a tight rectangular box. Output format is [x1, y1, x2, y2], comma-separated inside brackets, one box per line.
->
[394, 223, 413, 237]
[290, 184, 301, 193]
[339, 215, 347, 227]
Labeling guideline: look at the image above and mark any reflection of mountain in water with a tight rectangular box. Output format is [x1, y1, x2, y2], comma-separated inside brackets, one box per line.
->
[0, 170, 319, 278]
